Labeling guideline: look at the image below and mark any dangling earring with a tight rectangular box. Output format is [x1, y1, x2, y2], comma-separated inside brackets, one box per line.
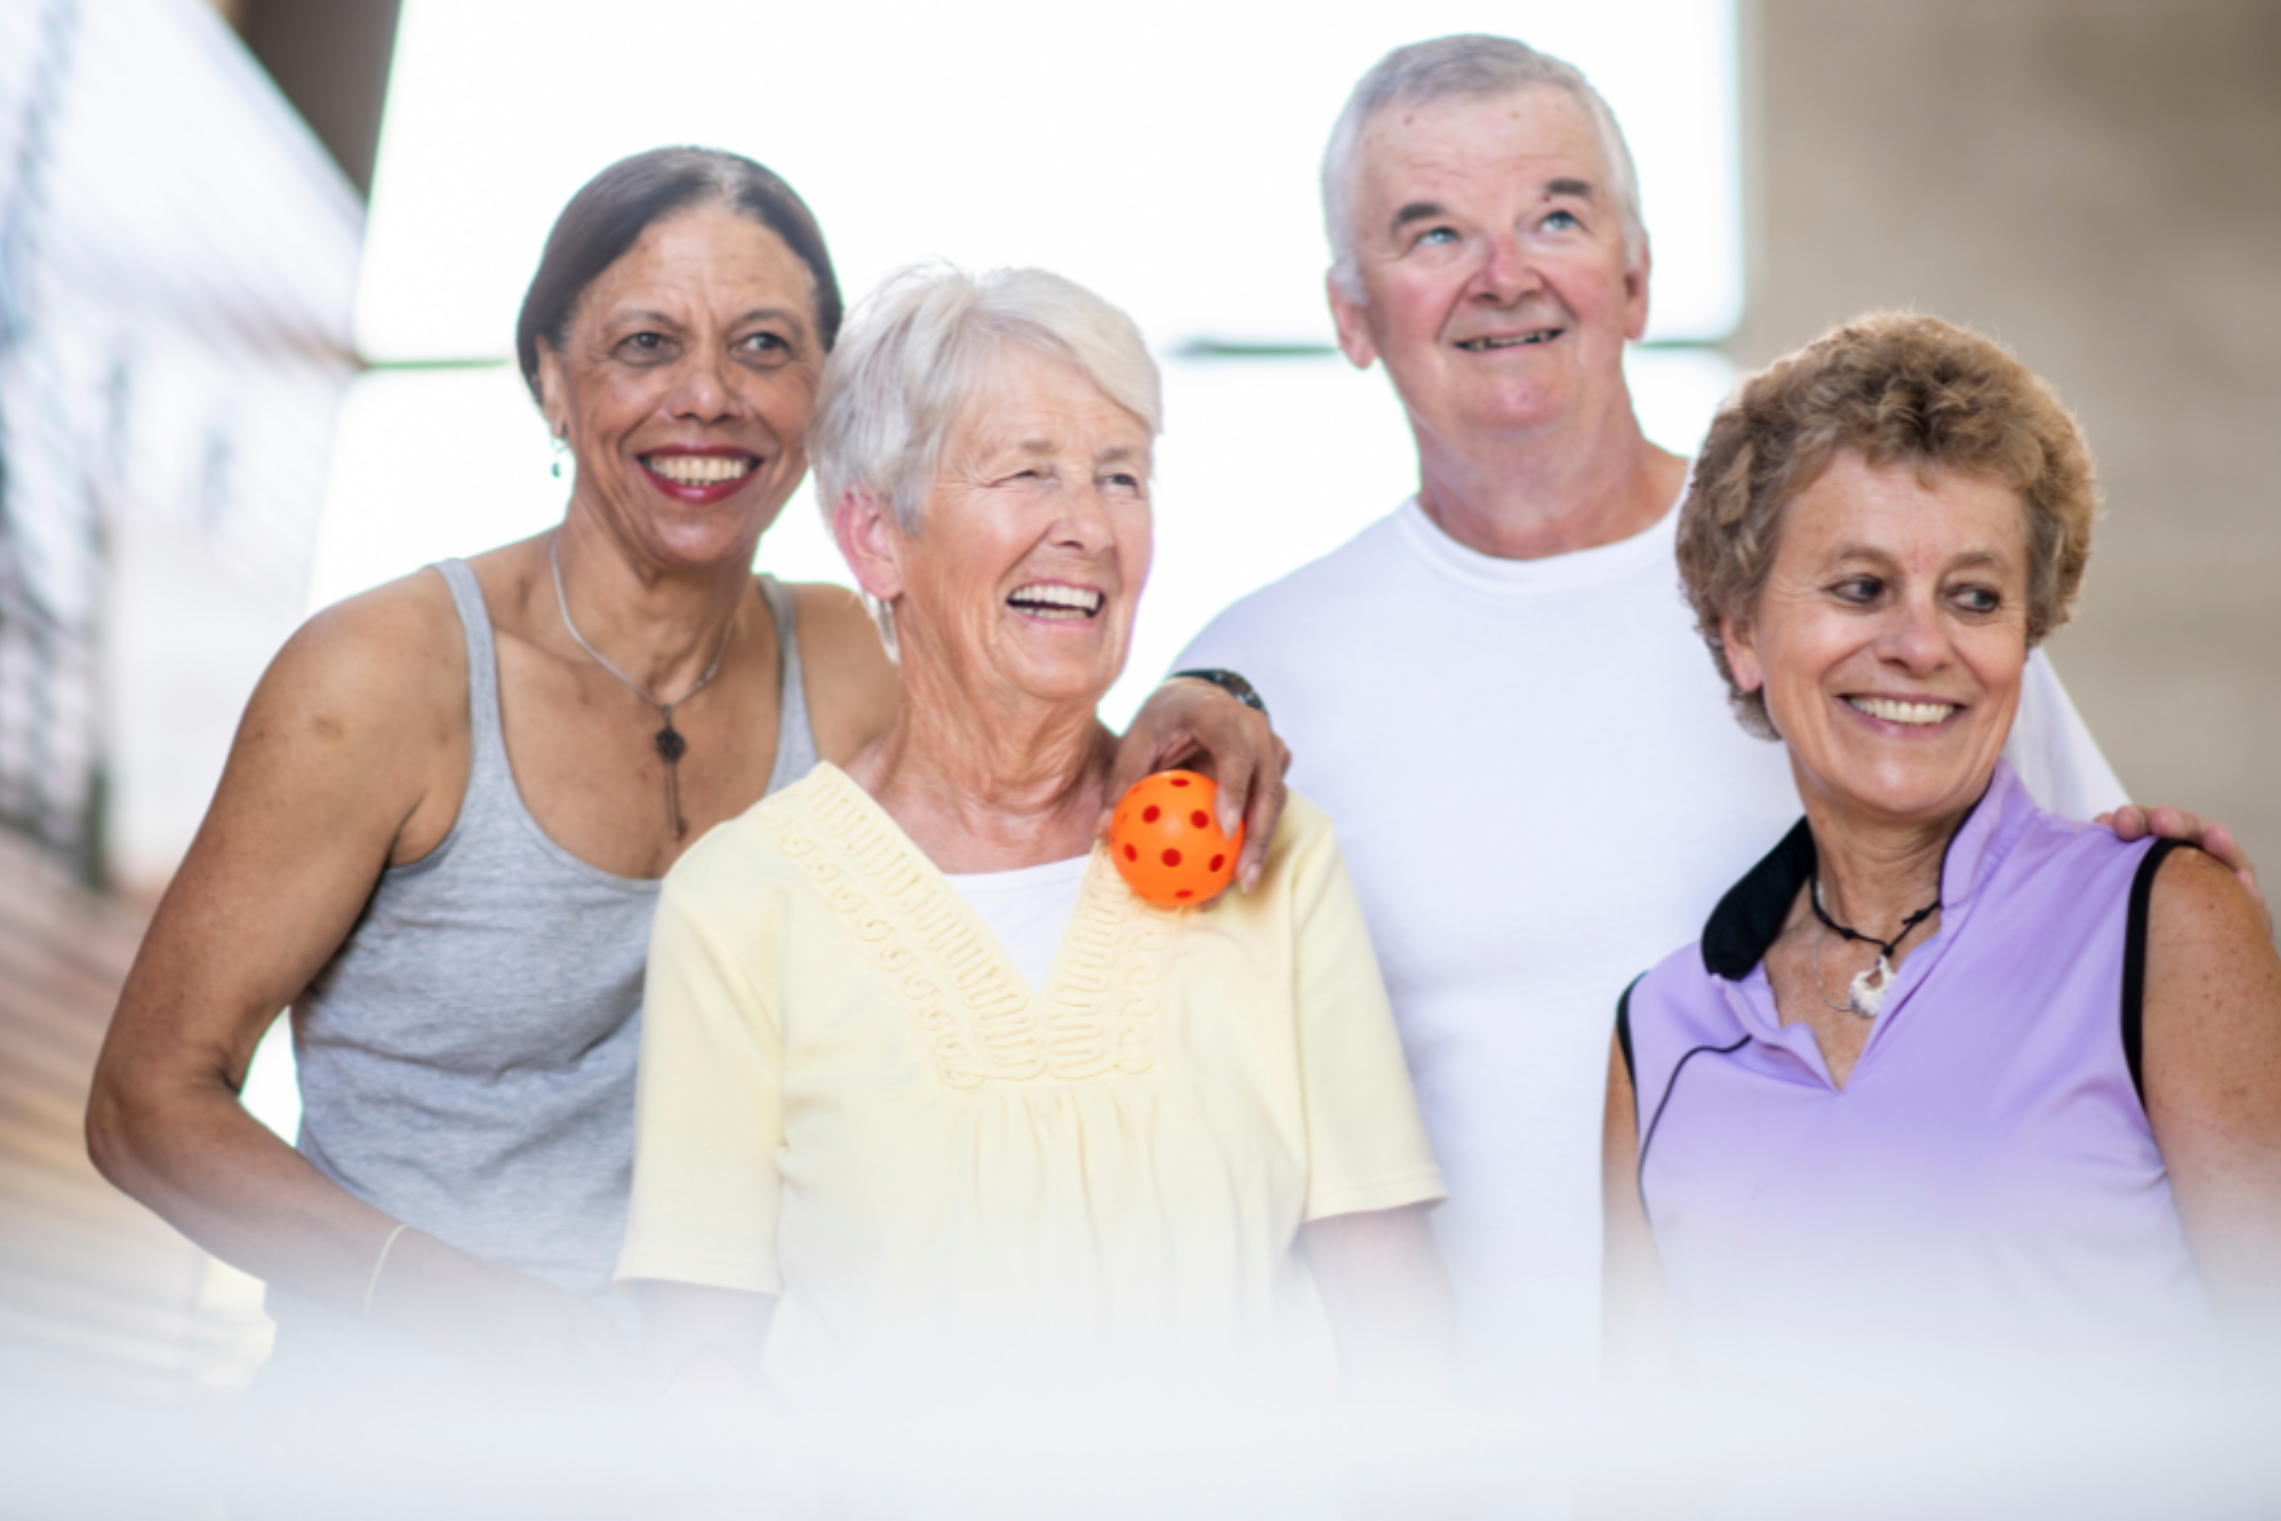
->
[551, 430, 567, 480]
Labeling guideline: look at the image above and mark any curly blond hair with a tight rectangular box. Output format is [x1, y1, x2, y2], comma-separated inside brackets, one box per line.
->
[1676, 312, 2099, 738]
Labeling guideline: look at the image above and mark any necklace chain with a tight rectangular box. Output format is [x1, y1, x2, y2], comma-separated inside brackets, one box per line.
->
[548, 533, 739, 838]
[1809, 932, 1864, 1015]
[549, 534, 736, 715]
[1808, 877, 1941, 1020]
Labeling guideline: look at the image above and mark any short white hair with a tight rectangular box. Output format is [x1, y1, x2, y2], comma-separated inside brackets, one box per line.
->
[811, 264, 1162, 535]
[1323, 35, 1646, 304]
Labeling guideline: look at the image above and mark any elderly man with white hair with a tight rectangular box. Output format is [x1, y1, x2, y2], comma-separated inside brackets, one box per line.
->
[614, 265, 1454, 1492]
[1173, 35, 2262, 1395]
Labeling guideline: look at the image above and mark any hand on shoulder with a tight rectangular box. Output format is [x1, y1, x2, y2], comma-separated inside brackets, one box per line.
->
[1102, 675, 1292, 894]
[2101, 803, 2268, 931]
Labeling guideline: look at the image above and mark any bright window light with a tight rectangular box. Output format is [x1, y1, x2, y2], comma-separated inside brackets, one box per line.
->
[310, 0, 1740, 729]
[355, 0, 1737, 359]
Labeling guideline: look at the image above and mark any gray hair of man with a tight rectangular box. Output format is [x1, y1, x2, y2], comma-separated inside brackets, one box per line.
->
[811, 263, 1163, 538]
[1322, 35, 1647, 305]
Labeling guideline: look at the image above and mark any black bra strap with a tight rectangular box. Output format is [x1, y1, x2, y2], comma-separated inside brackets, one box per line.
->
[2121, 839, 2186, 1105]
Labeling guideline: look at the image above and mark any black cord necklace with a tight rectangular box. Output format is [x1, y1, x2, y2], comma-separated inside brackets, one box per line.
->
[1809, 878, 1940, 1019]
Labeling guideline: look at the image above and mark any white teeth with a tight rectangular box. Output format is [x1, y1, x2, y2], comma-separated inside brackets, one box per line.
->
[645, 454, 753, 485]
[1007, 584, 1104, 618]
[1459, 331, 1557, 351]
[1849, 696, 1957, 726]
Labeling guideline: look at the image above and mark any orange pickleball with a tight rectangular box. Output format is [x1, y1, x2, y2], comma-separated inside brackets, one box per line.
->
[1108, 769, 1244, 907]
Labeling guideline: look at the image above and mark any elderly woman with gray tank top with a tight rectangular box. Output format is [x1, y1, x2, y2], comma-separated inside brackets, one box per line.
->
[82, 148, 1288, 1418]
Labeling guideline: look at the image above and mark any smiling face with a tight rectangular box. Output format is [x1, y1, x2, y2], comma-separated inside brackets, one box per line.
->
[1724, 450, 2033, 829]
[537, 201, 823, 572]
[1328, 87, 1647, 454]
[856, 346, 1152, 714]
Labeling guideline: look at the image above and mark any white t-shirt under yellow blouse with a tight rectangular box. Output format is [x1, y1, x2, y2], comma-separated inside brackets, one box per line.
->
[617, 763, 1445, 1400]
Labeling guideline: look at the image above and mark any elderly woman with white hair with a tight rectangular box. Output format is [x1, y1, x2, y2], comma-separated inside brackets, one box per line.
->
[615, 266, 1452, 1466]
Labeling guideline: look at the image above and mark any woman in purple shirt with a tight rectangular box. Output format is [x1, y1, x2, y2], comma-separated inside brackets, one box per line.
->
[1601, 314, 2280, 1419]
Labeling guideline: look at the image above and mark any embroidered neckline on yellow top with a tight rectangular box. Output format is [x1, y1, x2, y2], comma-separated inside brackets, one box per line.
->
[749, 764, 1183, 1089]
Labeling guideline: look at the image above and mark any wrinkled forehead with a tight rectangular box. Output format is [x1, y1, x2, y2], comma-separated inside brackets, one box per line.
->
[1780, 449, 2034, 561]
[945, 342, 1152, 456]
[1356, 85, 1610, 200]
[577, 202, 818, 331]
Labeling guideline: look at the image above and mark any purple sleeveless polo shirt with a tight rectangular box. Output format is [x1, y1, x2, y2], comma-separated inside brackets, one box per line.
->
[1622, 761, 2221, 1385]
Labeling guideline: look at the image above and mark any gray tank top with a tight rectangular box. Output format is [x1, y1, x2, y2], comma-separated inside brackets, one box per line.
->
[285, 560, 818, 1317]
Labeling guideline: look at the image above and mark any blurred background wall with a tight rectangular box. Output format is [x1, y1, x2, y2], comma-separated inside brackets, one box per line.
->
[1733, 0, 2281, 912]
[0, 1, 385, 1509]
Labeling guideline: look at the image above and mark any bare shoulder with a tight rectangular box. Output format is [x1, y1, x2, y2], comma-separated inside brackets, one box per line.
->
[2144, 843, 2281, 1092]
[262, 568, 466, 744]
[786, 580, 890, 672]
[2149, 843, 2276, 957]
[215, 568, 470, 859]
[784, 581, 900, 761]
[107, 569, 473, 1079]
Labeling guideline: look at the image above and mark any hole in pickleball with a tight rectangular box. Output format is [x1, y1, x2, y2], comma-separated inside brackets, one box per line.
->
[1143, 805, 1161, 823]
[1190, 810, 1209, 830]
[1210, 854, 1226, 872]
[1162, 848, 1182, 867]
[1170, 777, 1190, 787]
[1177, 890, 1193, 900]
[1123, 844, 1137, 862]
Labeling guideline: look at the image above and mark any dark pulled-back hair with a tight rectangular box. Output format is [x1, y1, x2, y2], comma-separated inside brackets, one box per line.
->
[514, 146, 843, 403]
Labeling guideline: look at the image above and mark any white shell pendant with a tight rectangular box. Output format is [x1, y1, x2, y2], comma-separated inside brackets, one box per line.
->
[1847, 954, 1895, 1019]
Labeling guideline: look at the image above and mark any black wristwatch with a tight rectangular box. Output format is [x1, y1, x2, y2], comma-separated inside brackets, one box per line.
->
[1169, 668, 1269, 721]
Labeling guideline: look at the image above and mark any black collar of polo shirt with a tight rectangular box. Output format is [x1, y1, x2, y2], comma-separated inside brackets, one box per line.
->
[1698, 785, 1993, 981]
[1700, 818, 1818, 980]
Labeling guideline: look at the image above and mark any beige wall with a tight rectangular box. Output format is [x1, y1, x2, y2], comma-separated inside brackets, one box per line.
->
[1733, 0, 2281, 915]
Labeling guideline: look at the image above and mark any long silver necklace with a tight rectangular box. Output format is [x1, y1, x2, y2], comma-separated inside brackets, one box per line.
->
[1809, 877, 1939, 1019]
[549, 534, 737, 839]
[1810, 934, 1868, 1017]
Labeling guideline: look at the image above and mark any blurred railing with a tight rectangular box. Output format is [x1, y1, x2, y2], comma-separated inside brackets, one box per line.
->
[0, 0, 103, 887]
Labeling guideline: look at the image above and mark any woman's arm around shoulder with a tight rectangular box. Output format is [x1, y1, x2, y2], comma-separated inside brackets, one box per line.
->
[87, 571, 617, 1367]
[2141, 844, 2281, 1369]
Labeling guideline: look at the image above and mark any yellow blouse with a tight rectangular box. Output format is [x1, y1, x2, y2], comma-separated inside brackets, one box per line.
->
[617, 764, 1444, 1396]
